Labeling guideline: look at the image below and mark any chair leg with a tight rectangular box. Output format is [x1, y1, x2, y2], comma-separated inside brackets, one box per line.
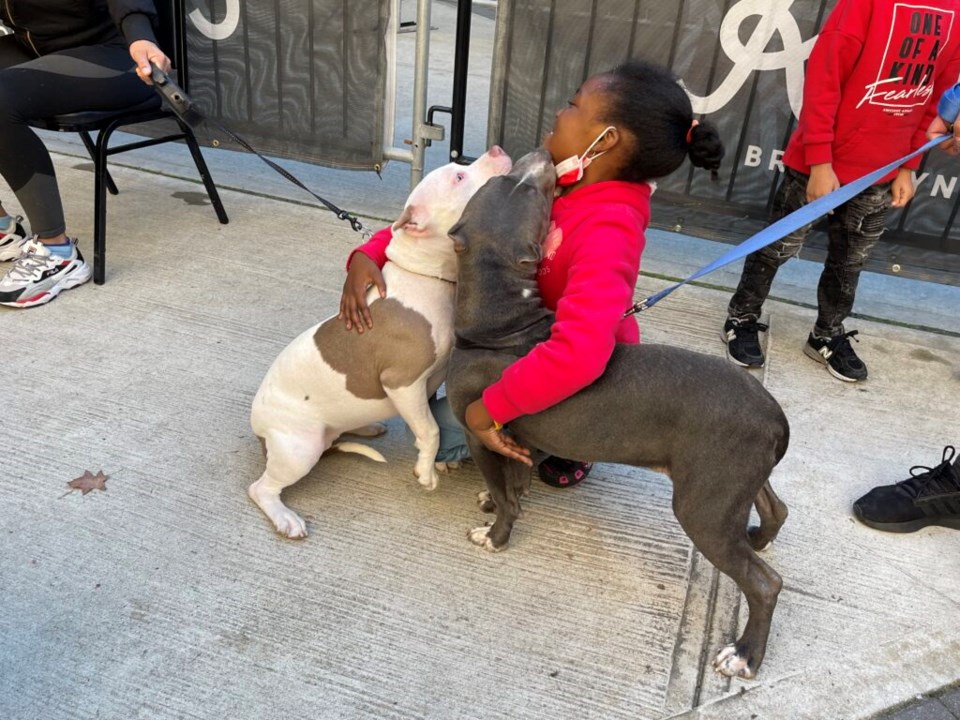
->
[93, 127, 115, 285]
[180, 122, 229, 225]
[80, 130, 119, 196]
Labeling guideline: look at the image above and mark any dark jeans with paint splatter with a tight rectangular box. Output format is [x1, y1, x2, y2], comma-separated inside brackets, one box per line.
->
[727, 167, 892, 338]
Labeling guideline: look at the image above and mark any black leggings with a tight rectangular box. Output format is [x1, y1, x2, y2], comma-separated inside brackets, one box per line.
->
[0, 34, 158, 238]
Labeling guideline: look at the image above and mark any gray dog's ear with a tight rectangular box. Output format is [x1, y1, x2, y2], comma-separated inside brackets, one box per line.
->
[518, 240, 542, 267]
[449, 221, 468, 254]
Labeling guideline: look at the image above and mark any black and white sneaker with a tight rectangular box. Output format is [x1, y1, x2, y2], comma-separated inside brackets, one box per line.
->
[0, 215, 26, 261]
[803, 330, 867, 382]
[721, 317, 768, 367]
[0, 237, 92, 308]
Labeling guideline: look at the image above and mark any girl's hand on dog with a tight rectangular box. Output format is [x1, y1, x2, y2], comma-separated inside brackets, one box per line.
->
[465, 400, 532, 465]
[339, 253, 387, 333]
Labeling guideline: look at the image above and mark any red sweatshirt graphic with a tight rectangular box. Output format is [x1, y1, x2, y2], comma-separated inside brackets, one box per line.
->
[351, 180, 651, 426]
[782, 0, 960, 184]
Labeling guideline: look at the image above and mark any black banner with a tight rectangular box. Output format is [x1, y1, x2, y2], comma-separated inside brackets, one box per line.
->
[488, 0, 960, 283]
[183, 0, 391, 170]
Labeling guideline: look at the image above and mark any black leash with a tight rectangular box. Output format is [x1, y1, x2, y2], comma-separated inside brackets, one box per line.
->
[149, 63, 368, 235]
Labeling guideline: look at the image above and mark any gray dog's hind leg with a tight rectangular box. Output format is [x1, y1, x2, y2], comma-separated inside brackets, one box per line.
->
[747, 481, 789, 551]
[673, 489, 782, 680]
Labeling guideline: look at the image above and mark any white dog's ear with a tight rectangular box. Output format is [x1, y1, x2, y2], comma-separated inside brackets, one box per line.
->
[392, 205, 428, 236]
[392, 206, 411, 229]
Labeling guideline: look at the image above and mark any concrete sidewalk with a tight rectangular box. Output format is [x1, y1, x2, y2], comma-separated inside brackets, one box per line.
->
[1, 145, 958, 720]
[2, 3, 960, 718]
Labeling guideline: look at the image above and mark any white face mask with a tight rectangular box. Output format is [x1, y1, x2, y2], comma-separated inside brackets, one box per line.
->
[554, 126, 616, 187]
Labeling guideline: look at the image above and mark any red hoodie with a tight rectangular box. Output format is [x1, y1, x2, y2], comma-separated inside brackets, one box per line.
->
[350, 180, 651, 425]
[782, 0, 960, 184]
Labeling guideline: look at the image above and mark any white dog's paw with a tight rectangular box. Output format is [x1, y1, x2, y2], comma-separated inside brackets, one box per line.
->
[414, 462, 440, 491]
[435, 460, 461, 473]
[713, 644, 756, 679]
[467, 525, 504, 552]
[271, 508, 308, 539]
[249, 483, 308, 539]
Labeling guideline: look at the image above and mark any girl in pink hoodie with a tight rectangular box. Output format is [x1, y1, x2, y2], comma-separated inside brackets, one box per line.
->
[341, 60, 724, 486]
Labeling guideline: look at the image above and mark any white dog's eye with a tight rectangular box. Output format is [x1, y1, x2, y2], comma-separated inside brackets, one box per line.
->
[455, 173, 465, 182]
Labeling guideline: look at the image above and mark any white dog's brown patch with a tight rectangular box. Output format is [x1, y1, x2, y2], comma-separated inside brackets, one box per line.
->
[314, 298, 437, 399]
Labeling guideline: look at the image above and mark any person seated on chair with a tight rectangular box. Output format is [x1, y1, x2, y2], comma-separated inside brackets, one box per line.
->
[0, 0, 170, 309]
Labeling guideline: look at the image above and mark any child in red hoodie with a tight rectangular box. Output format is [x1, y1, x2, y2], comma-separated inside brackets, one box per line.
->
[340, 60, 724, 483]
[723, 0, 960, 382]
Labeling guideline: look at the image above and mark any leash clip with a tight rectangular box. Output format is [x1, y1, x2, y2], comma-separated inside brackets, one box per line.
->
[336, 211, 366, 235]
[623, 298, 649, 317]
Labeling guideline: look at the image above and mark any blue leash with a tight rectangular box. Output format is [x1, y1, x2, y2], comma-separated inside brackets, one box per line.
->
[625, 132, 951, 315]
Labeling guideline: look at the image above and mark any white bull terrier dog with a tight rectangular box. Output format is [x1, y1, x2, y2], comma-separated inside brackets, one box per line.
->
[249, 146, 513, 538]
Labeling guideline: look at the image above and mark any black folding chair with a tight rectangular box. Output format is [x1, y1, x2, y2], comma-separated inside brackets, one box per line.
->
[28, 0, 228, 284]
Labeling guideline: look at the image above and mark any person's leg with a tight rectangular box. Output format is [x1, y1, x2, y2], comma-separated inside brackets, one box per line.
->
[813, 183, 890, 336]
[406, 392, 472, 464]
[727, 168, 813, 321]
[724, 168, 813, 366]
[0, 41, 157, 243]
[0, 41, 158, 307]
[0, 35, 34, 256]
[802, 183, 890, 381]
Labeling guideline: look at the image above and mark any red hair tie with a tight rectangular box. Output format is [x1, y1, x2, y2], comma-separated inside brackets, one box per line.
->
[686, 119, 700, 145]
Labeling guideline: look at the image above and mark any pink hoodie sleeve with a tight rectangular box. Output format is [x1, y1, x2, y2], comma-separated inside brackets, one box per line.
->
[345, 226, 393, 270]
[482, 211, 643, 425]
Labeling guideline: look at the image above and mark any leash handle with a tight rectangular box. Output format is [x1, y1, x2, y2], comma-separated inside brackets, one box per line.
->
[625, 133, 950, 316]
[149, 62, 193, 119]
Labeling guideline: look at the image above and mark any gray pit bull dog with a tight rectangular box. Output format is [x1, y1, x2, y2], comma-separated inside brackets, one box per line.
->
[445, 149, 790, 680]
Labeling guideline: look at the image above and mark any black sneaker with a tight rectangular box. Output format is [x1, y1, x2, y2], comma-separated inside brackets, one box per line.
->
[853, 446, 960, 532]
[538, 456, 592, 488]
[722, 317, 768, 367]
[803, 330, 867, 382]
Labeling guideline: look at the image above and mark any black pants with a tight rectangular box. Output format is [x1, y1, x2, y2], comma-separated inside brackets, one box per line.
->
[0, 34, 157, 238]
[727, 167, 892, 338]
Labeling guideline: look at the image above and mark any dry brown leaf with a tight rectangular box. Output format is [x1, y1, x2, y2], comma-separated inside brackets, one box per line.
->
[66, 470, 108, 496]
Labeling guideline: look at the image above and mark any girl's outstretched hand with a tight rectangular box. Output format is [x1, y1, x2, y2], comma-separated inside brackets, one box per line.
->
[464, 400, 532, 466]
[339, 252, 386, 333]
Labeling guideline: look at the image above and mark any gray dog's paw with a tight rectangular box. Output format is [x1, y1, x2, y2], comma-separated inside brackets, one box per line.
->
[477, 490, 496, 513]
[468, 524, 504, 552]
[713, 644, 756, 679]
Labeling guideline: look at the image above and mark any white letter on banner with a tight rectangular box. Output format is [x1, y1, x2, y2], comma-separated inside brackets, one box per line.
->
[744, 145, 763, 167]
[685, 0, 816, 119]
[769, 150, 785, 172]
[189, 0, 240, 41]
[932, 174, 958, 199]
